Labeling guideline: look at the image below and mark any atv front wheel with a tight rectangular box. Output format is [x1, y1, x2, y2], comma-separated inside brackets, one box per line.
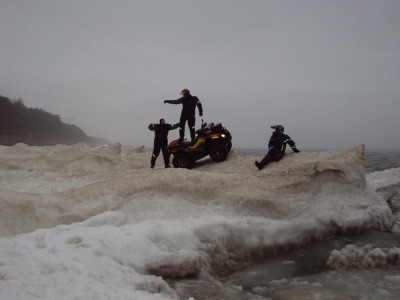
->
[209, 143, 228, 162]
[226, 141, 232, 152]
[172, 152, 193, 169]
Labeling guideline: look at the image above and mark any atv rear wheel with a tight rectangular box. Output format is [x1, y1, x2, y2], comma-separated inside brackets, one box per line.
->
[209, 143, 228, 162]
[172, 152, 193, 169]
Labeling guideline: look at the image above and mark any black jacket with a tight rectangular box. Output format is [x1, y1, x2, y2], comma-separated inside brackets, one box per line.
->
[148, 123, 179, 145]
[165, 95, 203, 116]
[268, 132, 297, 154]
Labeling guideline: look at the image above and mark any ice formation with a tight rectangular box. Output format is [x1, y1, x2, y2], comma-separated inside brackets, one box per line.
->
[327, 244, 400, 270]
[0, 143, 399, 299]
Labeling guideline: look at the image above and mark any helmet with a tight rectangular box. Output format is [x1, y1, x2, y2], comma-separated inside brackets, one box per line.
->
[180, 89, 190, 96]
[271, 124, 284, 133]
[159, 118, 165, 124]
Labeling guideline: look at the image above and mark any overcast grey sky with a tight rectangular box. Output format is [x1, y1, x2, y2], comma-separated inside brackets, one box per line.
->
[1, 0, 399, 150]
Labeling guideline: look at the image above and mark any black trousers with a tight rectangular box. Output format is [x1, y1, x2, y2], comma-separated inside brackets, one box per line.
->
[259, 151, 284, 168]
[151, 141, 170, 167]
[179, 114, 196, 140]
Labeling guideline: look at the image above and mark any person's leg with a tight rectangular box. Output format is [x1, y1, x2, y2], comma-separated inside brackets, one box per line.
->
[255, 152, 285, 170]
[179, 115, 187, 141]
[188, 115, 196, 141]
[272, 152, 284, 162]
[161, 145, 170, 167]
[151, 142, 161, 168]
[255, 152, 272, 170]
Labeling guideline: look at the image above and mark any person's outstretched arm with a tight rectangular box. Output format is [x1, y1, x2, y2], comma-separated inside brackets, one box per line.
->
[164, 98, 182, 104]
[167, 123, 180, 130]
[171, 122, 180, 130]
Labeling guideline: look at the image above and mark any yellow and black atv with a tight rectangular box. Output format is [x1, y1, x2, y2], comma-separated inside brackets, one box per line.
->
[167, 121, 232, 169]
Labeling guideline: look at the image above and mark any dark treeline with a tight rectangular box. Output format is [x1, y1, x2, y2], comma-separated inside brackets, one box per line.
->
[0, 94, 94, 145]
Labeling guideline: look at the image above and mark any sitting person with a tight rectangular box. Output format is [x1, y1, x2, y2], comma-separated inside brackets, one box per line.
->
[255, 124, 300, 170]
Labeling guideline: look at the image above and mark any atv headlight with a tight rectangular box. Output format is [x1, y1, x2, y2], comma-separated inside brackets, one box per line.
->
[221, 134, 226, 138]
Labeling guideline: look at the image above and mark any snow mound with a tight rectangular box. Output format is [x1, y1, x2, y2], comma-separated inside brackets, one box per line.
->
[0, 143, 399, 299]
[0, 144, 394, 237]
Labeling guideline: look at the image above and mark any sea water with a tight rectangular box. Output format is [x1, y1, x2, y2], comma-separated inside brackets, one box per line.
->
[170, 149, 400, 300]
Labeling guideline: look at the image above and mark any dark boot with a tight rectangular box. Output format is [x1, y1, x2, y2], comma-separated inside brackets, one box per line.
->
[150, 155, 156, 168]
[255, 161, 263, 170]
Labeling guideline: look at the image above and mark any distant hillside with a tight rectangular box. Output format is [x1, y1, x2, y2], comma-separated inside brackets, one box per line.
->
[0, 94, 108, 146]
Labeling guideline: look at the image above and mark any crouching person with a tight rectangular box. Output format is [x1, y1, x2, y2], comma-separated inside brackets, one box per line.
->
[148, 119, 179, 168]
[255, 124, 300, 170]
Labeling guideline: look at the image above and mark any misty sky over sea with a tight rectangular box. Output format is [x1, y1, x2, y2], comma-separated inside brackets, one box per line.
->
[1, 0, 399, 150]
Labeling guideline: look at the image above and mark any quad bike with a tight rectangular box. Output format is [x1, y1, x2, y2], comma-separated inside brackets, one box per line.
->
[167, 120, 232, 169]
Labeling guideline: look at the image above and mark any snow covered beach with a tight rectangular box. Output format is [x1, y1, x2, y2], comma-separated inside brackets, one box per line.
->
[0, 143, 399, 299]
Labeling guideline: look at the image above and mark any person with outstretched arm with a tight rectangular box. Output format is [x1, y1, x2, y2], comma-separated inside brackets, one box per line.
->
[148, 119, 179, 168]
[255, 124, 300, 170]
[164, 89, 203, 142]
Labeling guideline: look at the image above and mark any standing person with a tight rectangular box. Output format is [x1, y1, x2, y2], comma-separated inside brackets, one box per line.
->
[164, 89, 203, 142]
[255, 125, 300, 170]
[148, 119, 179, 168]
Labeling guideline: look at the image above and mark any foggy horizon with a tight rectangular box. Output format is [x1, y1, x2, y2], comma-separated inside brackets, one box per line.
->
[1, 0, 399, 150]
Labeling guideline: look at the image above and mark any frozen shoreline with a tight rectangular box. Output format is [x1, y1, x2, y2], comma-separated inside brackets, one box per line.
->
[1, 143, 399, 299]
[171, 229, 400, 300]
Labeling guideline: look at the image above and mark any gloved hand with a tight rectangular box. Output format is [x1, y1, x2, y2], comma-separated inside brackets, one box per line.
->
[292, 148, 300, 153]
[163, 100, 168, 104]
[199, 112, 203, 117]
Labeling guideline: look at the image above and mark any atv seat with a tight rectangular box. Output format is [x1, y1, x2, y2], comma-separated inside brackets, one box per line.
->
[210, 123, 223, 133]
[178, 139, 195, 146]
[196, 127, 211, 135]
[181, 141, 192, 146]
